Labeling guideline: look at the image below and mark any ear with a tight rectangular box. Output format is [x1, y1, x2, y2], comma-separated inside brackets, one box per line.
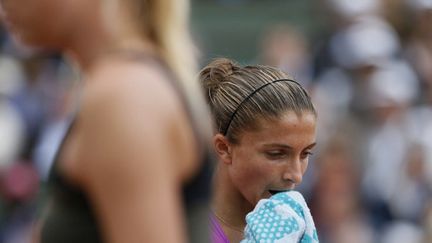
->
[213, 133, 232, 165]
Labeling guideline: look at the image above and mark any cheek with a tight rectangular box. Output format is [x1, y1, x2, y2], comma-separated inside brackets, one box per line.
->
[231, 163, 269, 183]
[230, 153, 270, 182]
[228, 155, 279, 203]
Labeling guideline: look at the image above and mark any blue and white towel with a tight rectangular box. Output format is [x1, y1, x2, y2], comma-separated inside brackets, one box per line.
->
[241, 191, 319, 243]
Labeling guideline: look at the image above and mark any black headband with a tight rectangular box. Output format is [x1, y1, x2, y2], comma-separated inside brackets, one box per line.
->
[222, 78, 299, 136]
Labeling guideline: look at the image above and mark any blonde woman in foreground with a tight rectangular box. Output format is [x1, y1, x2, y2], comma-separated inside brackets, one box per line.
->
[0, 0, 212, 242]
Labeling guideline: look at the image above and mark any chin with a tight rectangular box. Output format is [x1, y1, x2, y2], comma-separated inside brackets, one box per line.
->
[244, 196, 259, 208]
[11, 28, 62, 52]
[20, 36, 56, 50]
[251, 193, 271, 206]
[24, 40, 61, 55]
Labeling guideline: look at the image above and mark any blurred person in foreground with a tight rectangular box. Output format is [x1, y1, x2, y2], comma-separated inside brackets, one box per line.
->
[200, 58, 318, 242]
[0, 0, 213, 242]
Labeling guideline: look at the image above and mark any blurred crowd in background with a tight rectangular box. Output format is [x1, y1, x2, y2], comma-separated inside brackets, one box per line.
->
[0, 0, 432, 242]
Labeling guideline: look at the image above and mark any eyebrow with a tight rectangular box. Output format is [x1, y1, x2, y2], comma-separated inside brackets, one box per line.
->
[262, 142, 317, 150]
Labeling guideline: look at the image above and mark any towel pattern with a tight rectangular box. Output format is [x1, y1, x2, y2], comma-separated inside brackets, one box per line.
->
[241, 191, 319, 243]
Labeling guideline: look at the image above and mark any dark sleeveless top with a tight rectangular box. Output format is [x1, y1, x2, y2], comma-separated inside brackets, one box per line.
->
[39, 54, 213, 243]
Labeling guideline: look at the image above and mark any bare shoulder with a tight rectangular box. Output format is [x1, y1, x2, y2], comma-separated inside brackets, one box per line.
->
[64, 60, 196, 243]
[74, 58, 197, 185]
[85, 58, 179, 116]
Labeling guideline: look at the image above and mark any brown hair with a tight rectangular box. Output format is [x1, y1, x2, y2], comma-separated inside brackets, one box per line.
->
[199, 58, 316, 144]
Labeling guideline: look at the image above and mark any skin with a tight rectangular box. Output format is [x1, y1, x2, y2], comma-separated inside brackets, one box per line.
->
[1, 0, 198, 242]
[213, 111, 317, 243]
[0, 0, 99, 50]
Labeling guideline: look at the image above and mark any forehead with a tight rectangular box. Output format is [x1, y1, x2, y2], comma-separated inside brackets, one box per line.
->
[238, 111, 317, 147]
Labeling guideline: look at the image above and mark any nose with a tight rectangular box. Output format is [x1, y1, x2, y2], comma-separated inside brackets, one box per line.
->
[282, 158, 303, 185]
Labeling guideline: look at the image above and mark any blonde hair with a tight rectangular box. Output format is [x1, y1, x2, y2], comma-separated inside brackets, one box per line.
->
[135, 0, 196, 85]
[149, 0, 209, 137]
[200, 58, 316, 144]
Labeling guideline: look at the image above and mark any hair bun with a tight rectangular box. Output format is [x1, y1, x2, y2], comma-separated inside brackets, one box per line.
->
[199, 58, 238, 102]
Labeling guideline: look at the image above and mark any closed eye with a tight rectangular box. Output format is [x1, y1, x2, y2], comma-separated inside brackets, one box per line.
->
[301, 151, 314, 160]
[264, 150, 287, 160]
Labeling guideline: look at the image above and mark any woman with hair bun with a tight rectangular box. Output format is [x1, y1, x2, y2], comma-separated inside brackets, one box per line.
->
[200, 58, 318, 243]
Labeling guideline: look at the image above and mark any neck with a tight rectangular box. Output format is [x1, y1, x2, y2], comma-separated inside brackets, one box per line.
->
[212, 163, 254, 232]
[65, 32, 156, 75]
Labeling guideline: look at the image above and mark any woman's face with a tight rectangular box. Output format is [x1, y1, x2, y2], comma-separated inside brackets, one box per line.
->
[228, 111, 317, 206]
[0, 0, 96, 48]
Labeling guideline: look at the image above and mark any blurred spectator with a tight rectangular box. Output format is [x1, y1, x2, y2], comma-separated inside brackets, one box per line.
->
[312, 0, 383, 77]
[312, 16, 404, 143]
[381, 221, 423, 243]
[407, 105, 432, 188]
[405, 0, 432, 103]
[32, 61, 78, 180]
[258, 24, 312, 86]
[388, 144, 431, 222]
[8, 56, 65, 160]
[0, 33, 73, 242]
[311, 136, 374, 243]
[361, 59, 420, 231]
[329, 17, 400, 70]
[327, 0, 381, 20]
[308, 0, 430, 240]
[0, 56, 24, 170]
[423, 202, 432, 242]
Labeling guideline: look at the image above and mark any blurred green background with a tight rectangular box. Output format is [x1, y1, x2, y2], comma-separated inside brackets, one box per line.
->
[191, 0, 323, 63]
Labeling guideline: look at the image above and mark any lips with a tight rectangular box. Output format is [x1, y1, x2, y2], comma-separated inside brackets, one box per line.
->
[268, 189, 290, 195]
